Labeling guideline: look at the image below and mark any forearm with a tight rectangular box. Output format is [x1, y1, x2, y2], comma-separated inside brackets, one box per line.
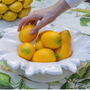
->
[18, 0, 86, 34]
[51, 0, 85, 17]
[51, 0, 70, 17]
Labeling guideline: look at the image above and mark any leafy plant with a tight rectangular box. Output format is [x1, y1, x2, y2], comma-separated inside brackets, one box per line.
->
[47, 81, 62, 86]
[0, 72, 20, 89]
[78, 63, 90, 79]
[0, 61, 12, 71]
[82, 13, 90, 17]
[71, 8, 90, 13]
[69, 73, 80, 80]
[80, 18, 90, 26]
[78, 79, 90, 85]
[82, 33, 90, 36]
[18, 78, 31, 89]
[60, 81, 72, 89]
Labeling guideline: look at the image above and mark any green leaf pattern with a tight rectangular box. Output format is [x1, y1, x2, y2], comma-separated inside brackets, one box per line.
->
[0, 1, 90, 89]
[71, 6, 90, 26]
[60, 81, 72, 89]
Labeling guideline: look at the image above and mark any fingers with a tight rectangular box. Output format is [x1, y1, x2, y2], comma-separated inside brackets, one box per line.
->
[23, 22, 29, 27]
[23, 20, 37, 28]
[30, 20, 38, 25]
[18, 15, 38, 32]
[30, 18, 47, 35]
[18, 16, 29, 32]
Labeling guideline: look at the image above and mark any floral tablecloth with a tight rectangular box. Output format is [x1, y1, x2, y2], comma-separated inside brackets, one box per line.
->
[0, 0, 90, 89]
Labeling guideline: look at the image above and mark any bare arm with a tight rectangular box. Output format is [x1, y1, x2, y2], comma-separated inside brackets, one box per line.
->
[18, 0, 85, 35]
[18, 0, 70, 34]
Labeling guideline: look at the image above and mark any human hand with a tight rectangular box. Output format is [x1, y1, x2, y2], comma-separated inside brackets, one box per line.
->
[18, 7, 57, 35]
[18, 0, 70, 35]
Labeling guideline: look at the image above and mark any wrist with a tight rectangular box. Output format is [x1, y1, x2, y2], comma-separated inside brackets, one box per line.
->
[52, 0, 70, 17]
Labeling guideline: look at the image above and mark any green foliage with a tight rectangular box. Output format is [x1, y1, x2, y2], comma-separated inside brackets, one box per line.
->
[0, 61, 12, 71]
[31, 6, 36, 8]
[78, 85, 85, 89]
[82, 13, 90, 17]
[19, 78, 31, 89]
[82, 33, 90, 36]
[78, 62, 90, 79]
[0, 72, 15, 85]
[0, 32, 2, 38]
[60, 81, 72, 89]
[78, 79, 90, 85]
[78, 67, 87, 78]
[21, 83, 32, 89]
[47, 81, 62, 85]
[59, 63, 90, 89]
[80, 18, 90, 26]
[71, 8, 90, 13]
[0, 72, 21, 89]
[86, 62, 90, 67]
[69, 73, 80, 80]
[0, 83, 13, 89]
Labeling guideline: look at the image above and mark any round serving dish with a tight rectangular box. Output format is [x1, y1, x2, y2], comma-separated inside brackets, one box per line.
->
[0, 25, 90, 82]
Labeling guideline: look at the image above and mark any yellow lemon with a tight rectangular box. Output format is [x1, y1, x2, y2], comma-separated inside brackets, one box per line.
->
[0, 3, 8, 14]
[23, 0, 33, 8]
[32, 48, 56, 63]
[35, 40, 45, 50]
[0, 14, 2, 19]
[9, 2, 23, 13]
[18, 0, 24, 1]
[59, 30, 71, 45]
[41, 31, 62, 49]
[55, 42, 72, 61]
[3, 11, 17, 21]
[19, 25, 38, 43]
[26, 6, 31, 13]
[35, 30, 52, 43]
[19, 43, 36, 60]
[2, 0, 15, 4]
[19, 9, 28, 18]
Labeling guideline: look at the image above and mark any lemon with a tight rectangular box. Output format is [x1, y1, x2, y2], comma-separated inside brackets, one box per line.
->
[3, 11, 17, 21]
[19, 7, 31, 18]
[26, 6, 31, 13]
[9, 2, 23, 13]
[0, 14, 2, 19]
[2, 0, 15, 4]
[0, 0, 33, 21]
[23, 0, 33, 8]
[32, 48, 56, 63]
[18, 0, 24, 1]
[0, 3, 8, 14]
[19, 9, 28, 18]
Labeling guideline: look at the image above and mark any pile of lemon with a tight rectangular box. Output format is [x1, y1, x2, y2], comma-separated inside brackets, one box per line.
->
[18, 25, 72, 63]
[0, 0, 33, 21]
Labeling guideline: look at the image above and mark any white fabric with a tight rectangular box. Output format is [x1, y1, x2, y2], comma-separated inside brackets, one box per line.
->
[65, 0, 86, 7]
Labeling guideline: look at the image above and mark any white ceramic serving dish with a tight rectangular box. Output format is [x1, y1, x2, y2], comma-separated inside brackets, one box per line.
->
[0, 25, 90, 82]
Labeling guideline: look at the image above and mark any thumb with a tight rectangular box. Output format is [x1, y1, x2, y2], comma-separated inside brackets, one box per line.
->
[30, 18, 47, 35]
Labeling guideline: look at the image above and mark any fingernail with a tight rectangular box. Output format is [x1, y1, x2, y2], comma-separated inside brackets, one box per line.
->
[30, 31, 34, 35]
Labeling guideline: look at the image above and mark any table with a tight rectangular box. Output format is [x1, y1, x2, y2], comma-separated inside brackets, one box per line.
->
[0, 0, 90, 89]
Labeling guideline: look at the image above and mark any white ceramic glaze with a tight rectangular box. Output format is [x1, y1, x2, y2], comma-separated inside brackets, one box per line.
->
[0, 25, 90, 82]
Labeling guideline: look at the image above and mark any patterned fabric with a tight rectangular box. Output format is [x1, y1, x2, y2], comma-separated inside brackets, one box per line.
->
[0, 0, 90, 89]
